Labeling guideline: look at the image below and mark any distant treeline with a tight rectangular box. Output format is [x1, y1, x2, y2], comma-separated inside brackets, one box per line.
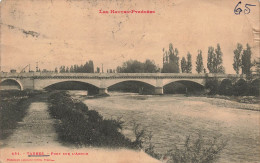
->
[56, 60, 95, 73]
[116, 59, 160, 73]
[52, 43, 258, 79]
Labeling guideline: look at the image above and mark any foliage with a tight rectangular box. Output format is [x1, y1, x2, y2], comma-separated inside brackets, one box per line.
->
[218, 79, 233, 96]
[233, 43, 243, 74]
[207, 47, 215, 73]
[48, 92, 134, 148]
[0, 90, 42, 140]
[132, 123, 146, 149]
[130, 123, 227, 163]
[59, 60, 94, 73]
[207, 44, 225, 73]
[241, 44, 253, 78]
[162, 43, 180, 73]
[215, 44, 224, 73]
[167, 134, 227, 163]
[233, 79, 248, 96]
[162, 63, 180, 73]
[59, 66, 66, 73]
[248, 79, 260, 96]
[180, 53, 192, 73]
[205, 77, 259, 97]
[254, 57, 260, 75]
[181, 57, 187, 73]
[133, 125, 227, 163]
[96, 67, 100, 73]
[186, 52, 192, 73]
[144, 132, 162, 160]
[196, 50, 204, 73]
[205, 78, 219, 95]
[116, 59, 159, 73]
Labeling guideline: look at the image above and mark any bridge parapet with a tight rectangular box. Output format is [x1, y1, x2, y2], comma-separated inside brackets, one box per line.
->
[0, 72, 248, 79]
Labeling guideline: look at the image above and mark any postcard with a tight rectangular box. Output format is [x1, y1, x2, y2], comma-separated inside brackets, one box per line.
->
[0, 0, 259, 162]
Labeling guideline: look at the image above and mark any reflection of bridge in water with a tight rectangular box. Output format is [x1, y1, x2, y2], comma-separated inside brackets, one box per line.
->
[0, 72, 257, 94]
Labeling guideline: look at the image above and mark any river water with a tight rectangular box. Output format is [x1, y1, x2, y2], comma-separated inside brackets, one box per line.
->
[72, 91, 259, 162]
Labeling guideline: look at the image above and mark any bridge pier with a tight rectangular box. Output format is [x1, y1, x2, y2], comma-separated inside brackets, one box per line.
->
[154, 87, 163, 95]
[99, 88, 108, 95]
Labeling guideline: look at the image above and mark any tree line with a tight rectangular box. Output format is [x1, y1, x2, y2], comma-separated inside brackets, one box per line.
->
[116, 43, 257, 77]
[53, 43, 257, 77]
[55, 60, 95, 73]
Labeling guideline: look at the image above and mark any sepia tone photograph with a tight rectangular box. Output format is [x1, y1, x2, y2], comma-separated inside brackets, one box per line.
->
[0, 0, 259, 162]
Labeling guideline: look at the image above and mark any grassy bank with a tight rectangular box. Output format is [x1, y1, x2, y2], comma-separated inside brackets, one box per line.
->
[48, 91, 141, 148]
[207, 95, 259, 104]
[0, 90, 43, 140]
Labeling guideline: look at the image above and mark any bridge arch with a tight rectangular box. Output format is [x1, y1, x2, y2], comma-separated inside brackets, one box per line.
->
[34, 78, 100, 90]
[163, 80, 204, 94]
[43, 80, 100, 95]
[163, 79, 204, 87]
[107, 80, 155, 94]
[105, 79, 157, 88]
[0, 78, 24, 90]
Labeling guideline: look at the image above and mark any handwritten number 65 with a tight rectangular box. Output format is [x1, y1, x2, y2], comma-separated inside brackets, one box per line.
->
[234, 1, 242, 15]
[244, 4, 256, 14]
[234, 1, 256, 15]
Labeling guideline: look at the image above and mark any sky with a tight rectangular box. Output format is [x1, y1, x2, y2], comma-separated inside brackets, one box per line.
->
[0, 0, 259, 73]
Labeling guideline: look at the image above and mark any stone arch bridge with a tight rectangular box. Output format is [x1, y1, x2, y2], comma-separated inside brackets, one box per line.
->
[0, 72, 254, 94]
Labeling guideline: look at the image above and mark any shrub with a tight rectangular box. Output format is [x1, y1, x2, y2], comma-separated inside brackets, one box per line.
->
[0, 90, 42, 140]
[166, 134, 227, 163]
[144, 132, 162, 160]
[218, 79, 233, 96]
[233, 79, 248, 96]
[248, 79, 260, 96]
[134, 128, 227, 163]
[48, 91, 134, 148]
[205, 79, 219, 95]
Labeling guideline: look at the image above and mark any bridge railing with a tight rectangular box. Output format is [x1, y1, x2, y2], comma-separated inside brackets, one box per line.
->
[0, 72, 249, 79]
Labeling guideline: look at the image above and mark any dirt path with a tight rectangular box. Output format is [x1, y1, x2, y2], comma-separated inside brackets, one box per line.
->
[5, 102, 61, 148]
[0, 93, 160, 163]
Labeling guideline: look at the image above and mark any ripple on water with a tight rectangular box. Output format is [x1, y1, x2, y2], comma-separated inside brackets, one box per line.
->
[79, 92, 260, 163]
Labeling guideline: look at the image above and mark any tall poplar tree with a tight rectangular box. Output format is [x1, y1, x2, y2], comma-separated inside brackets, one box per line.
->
[207, 46, 215, 73]
[233, 43, 243, 74]
[207, 44, 225, 73]
[186, 52, 192, 73]
[196, 50, 204, 73]
[241, 44, 253, 76]
[215, 43, 224, 73]
[181, 57, 187, 73]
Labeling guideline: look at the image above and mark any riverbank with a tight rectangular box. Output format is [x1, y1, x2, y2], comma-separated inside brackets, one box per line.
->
[207, 94, 259, 104]
[175, 94, 260, 111]
[0, 90, 45, 142]
[0, 90, 159, 162]
[48, 91, 141, 148]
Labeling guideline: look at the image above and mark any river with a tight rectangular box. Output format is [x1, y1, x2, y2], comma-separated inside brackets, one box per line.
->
[71, 91, 260, 163]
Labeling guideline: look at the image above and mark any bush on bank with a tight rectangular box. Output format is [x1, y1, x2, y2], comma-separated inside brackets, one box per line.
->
[48, 91, 136, 148]
[205, 78, 259, 96]
[0, 90, 42, 140]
